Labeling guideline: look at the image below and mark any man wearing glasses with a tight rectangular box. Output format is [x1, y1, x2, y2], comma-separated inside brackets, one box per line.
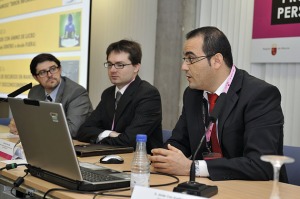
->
[77, 40, 163, 153]
[150, 26, 287, 182]
[9, 53, 93, 138]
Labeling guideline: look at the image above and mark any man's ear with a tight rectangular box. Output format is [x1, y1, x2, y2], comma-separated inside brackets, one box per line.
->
[134, 63, 141, 73]
[32, 75, 38, 82]
[211, 53, 224, 70]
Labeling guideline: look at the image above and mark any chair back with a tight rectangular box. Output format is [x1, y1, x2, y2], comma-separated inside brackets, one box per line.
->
[162, 129, 172, 143]
[283, 145, 300, 186]
[0, 118, 10, 126]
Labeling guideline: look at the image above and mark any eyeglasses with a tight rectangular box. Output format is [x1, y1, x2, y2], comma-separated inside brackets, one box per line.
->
[104, 62, 132, 69]
[36, 66, 60, 77]
[182, 54, 214, 65]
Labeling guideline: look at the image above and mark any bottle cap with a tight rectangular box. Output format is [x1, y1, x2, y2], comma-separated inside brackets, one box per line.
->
[136, 134, 147, 142]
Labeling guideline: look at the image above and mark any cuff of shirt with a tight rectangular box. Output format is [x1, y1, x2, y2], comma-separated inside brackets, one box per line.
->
[195, 160, 209, 177]
[97, 130, 112, 142]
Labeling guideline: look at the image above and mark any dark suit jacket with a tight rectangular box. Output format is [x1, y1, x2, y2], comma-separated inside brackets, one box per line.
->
[29, 76, 93, 138]
[166, 68, 287, 182]
[77, 76, 163, 153]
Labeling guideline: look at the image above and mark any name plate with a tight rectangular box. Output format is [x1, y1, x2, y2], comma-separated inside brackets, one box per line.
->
[0, 139, 15, 160]
[132, 186, 207, 199]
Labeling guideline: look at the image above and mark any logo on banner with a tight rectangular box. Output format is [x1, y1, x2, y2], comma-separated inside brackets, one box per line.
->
[271, 44, 277, 56]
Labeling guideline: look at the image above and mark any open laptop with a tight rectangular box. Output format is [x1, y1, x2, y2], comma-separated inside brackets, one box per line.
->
[8, 97, 131, 191]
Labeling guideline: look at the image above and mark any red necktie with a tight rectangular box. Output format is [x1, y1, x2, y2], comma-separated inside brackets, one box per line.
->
[207, 93, 223, 156]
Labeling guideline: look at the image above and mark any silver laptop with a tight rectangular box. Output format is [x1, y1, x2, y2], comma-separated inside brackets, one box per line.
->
[8, 97, 130, 191]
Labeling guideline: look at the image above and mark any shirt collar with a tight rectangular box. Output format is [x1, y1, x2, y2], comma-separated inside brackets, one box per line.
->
[45, 80, 61, 102]
[115, 78, 135, 97]
[204, 74, 231, 99]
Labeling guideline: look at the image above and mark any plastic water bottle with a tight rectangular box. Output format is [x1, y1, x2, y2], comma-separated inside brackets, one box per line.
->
[130, 134, 150, 191]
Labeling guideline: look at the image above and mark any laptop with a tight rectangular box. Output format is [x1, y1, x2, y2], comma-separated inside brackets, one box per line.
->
[8, 97, 131, 191]
[75, 143, 133, 157]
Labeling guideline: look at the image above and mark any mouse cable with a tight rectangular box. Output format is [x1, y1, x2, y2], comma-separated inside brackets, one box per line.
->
[93, 171, 180, 198]
[123, 171, 180, 187]
[42, 188, 94, 199]
[42, 187, 129, 199]
[42, 171, 179, 199]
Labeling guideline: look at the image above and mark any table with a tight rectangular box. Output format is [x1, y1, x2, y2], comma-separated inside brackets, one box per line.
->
[1, 125, 300, 198]
[0, 125, 9, 133]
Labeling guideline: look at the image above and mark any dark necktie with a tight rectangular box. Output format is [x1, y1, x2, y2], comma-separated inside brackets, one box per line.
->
[115, 91, 122, 109]
[46, 94, 53, 102]
[207, 93, 222, 155]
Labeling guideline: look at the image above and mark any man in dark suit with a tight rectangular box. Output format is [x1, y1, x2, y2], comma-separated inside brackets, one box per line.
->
[9, 53, 93, 138]
[150, 27, 287, 182]
[77, 40, 163, 153]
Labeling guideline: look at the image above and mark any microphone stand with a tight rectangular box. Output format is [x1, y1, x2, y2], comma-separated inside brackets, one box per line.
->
[1, 83, 32, 103]
[173, 93, 226, 197]
[173, 121, 218, 197]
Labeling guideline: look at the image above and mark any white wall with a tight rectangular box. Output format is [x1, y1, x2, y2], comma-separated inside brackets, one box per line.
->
[89, 0, 157, 107]
[196, 0, 300, 147]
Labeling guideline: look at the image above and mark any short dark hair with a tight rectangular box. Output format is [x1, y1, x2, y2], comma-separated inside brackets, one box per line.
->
[186, 26, 233, 68]
[106, 39, 142, 65]
[30, 53, 61, 75]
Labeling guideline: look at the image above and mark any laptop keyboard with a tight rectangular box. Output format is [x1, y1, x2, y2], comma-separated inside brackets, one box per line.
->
[80, 167, 120, 182]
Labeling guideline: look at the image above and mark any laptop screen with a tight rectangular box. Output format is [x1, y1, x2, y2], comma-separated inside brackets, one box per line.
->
[8, 98, 83, 181]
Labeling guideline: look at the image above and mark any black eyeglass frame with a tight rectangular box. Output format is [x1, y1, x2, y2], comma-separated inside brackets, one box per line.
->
[104, 62, 132, 69]
[182, 54, 215, 65]
[36, 66, 60, 77]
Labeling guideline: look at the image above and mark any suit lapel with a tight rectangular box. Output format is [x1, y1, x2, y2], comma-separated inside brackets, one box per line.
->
[107, 88, 115, 122]
[36, 86, 47, 101]
[114, 76, 141, 123]
[55, 77, 65, 103]
[189, 89, 206, 154]
[218, 69, 243, 142]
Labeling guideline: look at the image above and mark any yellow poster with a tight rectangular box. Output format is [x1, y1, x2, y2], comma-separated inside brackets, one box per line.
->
[0, 56, 80, 94]
[0, 9, 82, 55]
[0, 0, 82, 19]
[0, 59, 34, 94]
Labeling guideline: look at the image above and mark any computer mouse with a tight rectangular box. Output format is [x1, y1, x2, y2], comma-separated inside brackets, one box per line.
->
[99, 155, 124, 164]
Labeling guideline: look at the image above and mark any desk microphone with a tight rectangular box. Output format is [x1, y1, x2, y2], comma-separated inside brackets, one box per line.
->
[7, 83, 32, 98]
[0, 83, 32, 103]
[173, 93, 227, 197]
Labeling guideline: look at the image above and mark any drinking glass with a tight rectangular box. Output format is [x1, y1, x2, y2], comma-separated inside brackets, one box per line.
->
[261, 155, 294, 199]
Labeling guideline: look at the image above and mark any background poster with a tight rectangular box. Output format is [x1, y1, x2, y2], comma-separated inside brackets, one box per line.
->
[0, 0, 90, 98]
[251, 0, 300, 63]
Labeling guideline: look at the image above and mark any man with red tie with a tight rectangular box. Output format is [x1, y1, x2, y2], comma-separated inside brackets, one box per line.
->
[150, 26, 287, 182]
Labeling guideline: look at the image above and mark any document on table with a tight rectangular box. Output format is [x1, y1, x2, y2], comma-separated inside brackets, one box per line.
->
[0, 133, 19, 139]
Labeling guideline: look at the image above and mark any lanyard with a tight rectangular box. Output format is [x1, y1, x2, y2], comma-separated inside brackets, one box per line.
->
[205, 65, 236, 144]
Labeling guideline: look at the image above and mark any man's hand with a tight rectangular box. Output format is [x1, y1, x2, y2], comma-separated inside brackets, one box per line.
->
[8, 118, 19, 135]
[149, 144, 192, 175]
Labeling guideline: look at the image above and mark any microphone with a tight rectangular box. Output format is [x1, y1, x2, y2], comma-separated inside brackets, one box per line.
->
[7, 83, 32, 98]
[173, 93, 227, 197]
[0, 83, 32, 102]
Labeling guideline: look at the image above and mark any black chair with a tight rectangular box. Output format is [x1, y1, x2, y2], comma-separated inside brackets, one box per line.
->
[162, 129, 172, 143]
[283, 145, 300, 186]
